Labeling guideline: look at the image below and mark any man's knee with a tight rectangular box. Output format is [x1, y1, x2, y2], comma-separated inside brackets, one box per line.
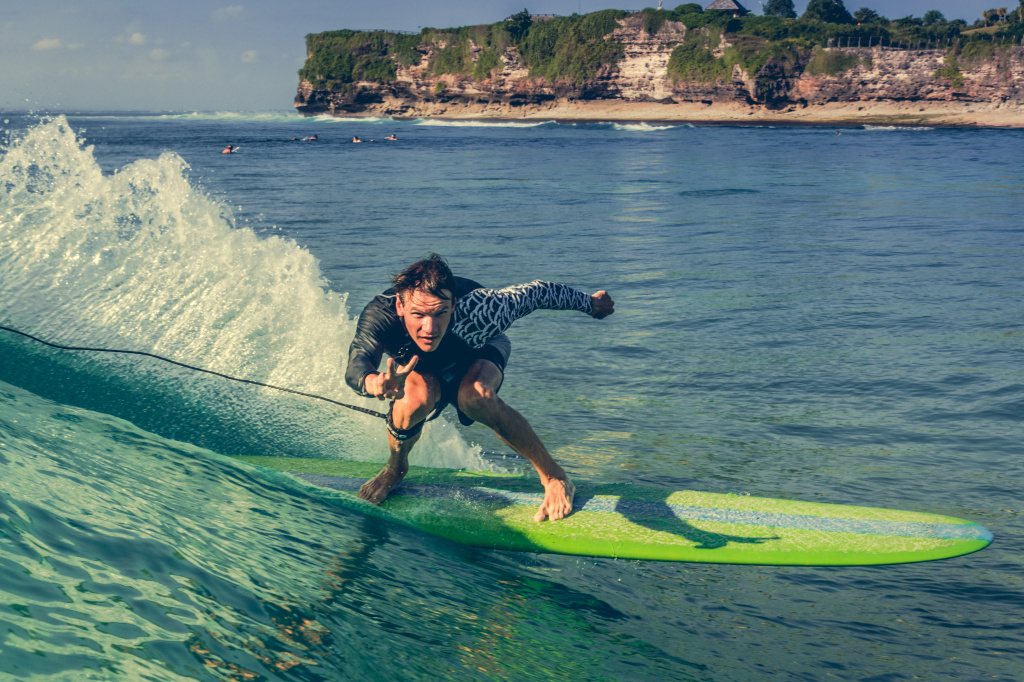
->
[391, 371, 439, 428]
[458, 374, 500, 421]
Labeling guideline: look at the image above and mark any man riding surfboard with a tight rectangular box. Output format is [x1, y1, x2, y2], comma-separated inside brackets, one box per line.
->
[346, 254, 614, 521]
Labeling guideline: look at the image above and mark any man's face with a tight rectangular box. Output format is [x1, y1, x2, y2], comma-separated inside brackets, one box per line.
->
[396, 287, 454, 352]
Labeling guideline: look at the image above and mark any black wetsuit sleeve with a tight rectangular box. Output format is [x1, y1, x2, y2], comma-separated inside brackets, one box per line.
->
[345, 294, 397, 397]
[450, 280, 593, 348]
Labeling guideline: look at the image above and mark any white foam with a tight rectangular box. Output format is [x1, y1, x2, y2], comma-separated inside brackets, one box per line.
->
[157, 111, 305, 123]
[80, 111, 401, 125]
[306, 114, 398, 125]
[0, 116, 495, 471]
[862, 125, 935, 131]
[608, 121, 688, 131]
[413, 118, 557, 128]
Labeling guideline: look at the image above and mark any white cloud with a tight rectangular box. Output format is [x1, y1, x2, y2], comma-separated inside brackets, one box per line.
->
[213, 5, 245, 21]
[150, 48, 169, 61]
[130, 32, 146, 46]
[241, 50, 257, 63]
[33, 38, 62, 50]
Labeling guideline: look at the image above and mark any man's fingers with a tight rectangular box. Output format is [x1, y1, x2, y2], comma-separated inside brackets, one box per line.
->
[378, 358, 394, 388]
[379, 357, 417, 398]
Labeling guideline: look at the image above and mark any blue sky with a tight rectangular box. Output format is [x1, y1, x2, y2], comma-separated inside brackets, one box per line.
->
[1, 1, 1006, 112]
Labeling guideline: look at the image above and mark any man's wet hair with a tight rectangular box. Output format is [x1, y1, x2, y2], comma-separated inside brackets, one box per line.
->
[391, 253, 456, 301]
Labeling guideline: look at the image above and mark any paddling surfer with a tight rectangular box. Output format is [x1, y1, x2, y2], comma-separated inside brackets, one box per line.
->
[346, 254, 614, 521]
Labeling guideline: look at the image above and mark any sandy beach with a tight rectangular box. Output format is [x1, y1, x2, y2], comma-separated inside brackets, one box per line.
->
[345, 97, 1024, 128]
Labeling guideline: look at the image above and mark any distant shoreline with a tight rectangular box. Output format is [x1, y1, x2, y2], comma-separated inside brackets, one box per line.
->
[322, 99, 1024, 129]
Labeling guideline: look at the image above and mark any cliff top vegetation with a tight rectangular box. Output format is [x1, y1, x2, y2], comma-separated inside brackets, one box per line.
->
[298, 2, 1024, 90]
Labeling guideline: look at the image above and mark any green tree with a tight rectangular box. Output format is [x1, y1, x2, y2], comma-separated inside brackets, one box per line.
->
[641, 7, 670, 34]
[803, 0, 854, 23]
[853, 7, 881, 22]
[673, 3, 703, 14]
[893, 14, 923, 27]
[923, 10, 945, 24]
[764, 0, 797, 19]
[507, 8, 532, 43]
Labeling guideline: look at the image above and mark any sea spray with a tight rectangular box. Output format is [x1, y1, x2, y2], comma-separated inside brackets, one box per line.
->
[0, 117, 495, 471]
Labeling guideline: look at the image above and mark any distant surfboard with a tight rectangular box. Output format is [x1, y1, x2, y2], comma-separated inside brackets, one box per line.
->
[234, 456, 993, 566]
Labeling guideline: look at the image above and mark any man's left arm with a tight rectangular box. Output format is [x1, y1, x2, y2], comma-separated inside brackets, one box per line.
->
[452, 280, 614, 348]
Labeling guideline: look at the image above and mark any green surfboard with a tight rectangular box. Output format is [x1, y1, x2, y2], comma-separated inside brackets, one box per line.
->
[233, 456, 993, 566]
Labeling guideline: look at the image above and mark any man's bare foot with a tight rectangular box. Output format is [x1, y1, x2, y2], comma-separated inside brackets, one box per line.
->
[358, 465, 406, 505]
[534, 477, 576, 522]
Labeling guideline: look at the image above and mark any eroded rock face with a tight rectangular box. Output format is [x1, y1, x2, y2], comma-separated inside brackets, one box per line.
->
[606, 18, 690, 102]
[294, 16, 1024, 117]
[788, 47, 1024, 105]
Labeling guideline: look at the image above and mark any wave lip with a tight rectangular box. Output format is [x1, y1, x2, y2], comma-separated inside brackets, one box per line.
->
[0, 115, 493, 470]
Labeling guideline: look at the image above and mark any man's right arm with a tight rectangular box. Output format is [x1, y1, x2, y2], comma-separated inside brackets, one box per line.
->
[345, 295, 396, 397]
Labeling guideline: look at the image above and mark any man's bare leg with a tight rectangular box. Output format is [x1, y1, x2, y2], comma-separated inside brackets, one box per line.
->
[359, 371, 438, 504]
[457, 359, 575, 522]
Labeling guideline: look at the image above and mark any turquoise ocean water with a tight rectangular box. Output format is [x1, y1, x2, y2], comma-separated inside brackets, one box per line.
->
[0, 112, 1021, 680]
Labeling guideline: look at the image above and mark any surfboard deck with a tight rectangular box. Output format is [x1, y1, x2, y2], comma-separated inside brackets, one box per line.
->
[232, 456, 993, 566]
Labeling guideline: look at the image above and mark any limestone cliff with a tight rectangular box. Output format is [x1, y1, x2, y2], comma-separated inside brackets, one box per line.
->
[294, 15, 1024, 124]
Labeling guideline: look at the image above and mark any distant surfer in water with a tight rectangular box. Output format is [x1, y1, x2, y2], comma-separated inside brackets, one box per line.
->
[347, 254, 614, 521]
[222, 144, 235, 154]
[385, 134, 397, 141]
[352, 136, 362, 143]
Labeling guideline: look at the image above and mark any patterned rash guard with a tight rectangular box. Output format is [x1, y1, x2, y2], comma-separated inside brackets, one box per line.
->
[450, 280, 593, 348]
[345, 278, 593, 396]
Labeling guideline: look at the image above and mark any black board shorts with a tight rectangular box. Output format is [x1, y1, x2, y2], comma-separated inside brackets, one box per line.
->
[424, 335, 510, 426]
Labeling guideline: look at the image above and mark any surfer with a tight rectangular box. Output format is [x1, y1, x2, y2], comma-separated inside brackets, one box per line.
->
[352, 136, 362, 143]
[385, 134, 397, 141]
[222, 144, 235, 154]
[346, 254, 614, 522]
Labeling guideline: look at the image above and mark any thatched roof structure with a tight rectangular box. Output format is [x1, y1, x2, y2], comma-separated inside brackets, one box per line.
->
[705, 0, 750, 16]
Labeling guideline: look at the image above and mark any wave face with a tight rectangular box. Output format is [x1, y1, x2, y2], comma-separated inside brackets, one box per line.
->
[0, 117, 489, 469]
[1, 378, 657, 680]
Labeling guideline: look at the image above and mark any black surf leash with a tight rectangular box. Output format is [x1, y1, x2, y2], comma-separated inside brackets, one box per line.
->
[0, 323, 387, 420]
